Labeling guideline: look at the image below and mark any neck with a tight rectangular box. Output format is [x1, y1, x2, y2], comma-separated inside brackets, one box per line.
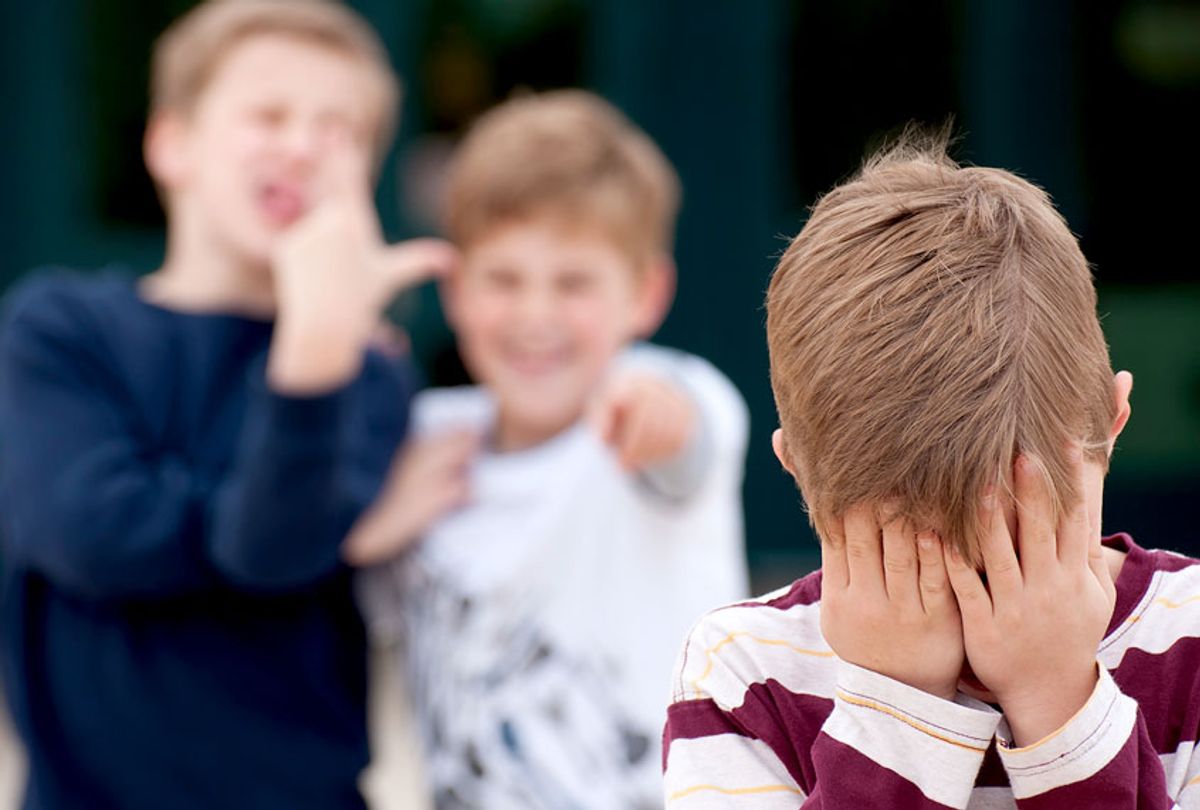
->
[141, 210, 276, 318]
[493, 410, 579, 453]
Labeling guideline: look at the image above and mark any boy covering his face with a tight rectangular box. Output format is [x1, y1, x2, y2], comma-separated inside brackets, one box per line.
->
[662, 134, 1199, 808]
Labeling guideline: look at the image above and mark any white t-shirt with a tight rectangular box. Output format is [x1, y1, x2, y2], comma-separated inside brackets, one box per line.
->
[362, 344, 749, 809]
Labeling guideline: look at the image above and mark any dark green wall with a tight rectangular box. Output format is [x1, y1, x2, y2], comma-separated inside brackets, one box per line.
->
[2, 0, 1197, 582]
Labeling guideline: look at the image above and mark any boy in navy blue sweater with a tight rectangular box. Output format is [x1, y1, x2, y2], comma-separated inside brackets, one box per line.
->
[0, 2, 464, 807]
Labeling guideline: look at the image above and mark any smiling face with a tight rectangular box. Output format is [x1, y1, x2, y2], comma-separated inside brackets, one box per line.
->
[148, 34, 379, 271]
[446, 219, 666, 450]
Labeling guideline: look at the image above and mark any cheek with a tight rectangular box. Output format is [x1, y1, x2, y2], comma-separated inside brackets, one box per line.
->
[566, 296, 636, 352]
[205, 121, 270, 168]
[193, 131, 259, 193]
[453, 296, 508, 353]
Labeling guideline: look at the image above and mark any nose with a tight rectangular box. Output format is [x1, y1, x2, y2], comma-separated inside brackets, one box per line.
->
[513, 283, 558, 327]
[278, 120, 322, 169]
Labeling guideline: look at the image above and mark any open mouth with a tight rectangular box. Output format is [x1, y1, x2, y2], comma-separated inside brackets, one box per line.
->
[257, 182, 308, 226]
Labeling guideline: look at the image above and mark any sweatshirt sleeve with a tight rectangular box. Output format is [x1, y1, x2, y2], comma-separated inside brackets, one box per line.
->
[205, 377, 361, 589]
[663, 608, 1002, 809]
[0, 280, 406, 599]
[998, 666, 1179, 808]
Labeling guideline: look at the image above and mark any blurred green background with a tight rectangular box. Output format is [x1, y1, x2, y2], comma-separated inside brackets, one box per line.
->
[1, 0, 1197, 589]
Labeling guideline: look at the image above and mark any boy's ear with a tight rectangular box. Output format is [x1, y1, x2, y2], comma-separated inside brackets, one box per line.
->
[143, 112, 190, 192]
[772, 428, 798, 479]
[632, 253, 676, 338]
[1108, 370, 1134, 454]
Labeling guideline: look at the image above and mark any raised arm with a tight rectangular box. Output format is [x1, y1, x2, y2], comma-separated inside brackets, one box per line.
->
[665, 598, 1000, 808]
[665, 502, 1005, 809]
[205, 352, 414, 589]
[591, 345, 748, 502]
[997, 677, 1177, 808]
[943, 451, 1180, 807]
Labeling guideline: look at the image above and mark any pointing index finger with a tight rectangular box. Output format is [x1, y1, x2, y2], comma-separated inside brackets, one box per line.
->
[321, 135, 373, 205]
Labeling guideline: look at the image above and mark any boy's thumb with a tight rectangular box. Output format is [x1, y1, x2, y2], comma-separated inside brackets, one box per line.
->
[587, 386, 626, 447]
[377, 239, 460, 291]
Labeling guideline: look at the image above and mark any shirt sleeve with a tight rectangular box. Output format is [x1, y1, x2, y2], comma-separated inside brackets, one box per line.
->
[663, 609, 1001, 809]
[998, 666, 1180, 808]
[809, 663, 1000, 809]
[1180, 743, 1200, 809]
[0, 281, 404, 600]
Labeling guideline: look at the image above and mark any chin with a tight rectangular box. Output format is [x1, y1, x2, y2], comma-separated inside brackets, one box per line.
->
[517, 403, 579, 428]
[504, 399, 584, 433]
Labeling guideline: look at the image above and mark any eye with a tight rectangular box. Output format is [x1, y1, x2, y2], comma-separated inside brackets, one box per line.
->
[250, 105, 286, 127]
[556, 269, 596, 295]
[480, 266, 520, 292]
[315, 112, 358, 144]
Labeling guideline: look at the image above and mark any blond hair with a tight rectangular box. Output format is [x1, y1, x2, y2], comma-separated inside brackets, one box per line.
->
[151, 0, 400, 159]
[444, 89, 681, 264]
[766, 131, 1115, 564]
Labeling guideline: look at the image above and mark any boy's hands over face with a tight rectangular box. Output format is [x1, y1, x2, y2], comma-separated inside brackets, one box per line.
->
[589, 372, 696, 471]
[821, 507, 964, 700]
[341, 430, 479, 567]
[268, 143, 460, 394]
[944, 450, 1116, 747]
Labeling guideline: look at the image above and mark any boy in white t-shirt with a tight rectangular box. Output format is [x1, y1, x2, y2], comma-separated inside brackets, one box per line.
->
[353, 90, 749, 809]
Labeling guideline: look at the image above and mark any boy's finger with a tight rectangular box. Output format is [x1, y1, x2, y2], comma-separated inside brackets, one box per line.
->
[820, 520, 850, 591]
[978, 488, 1022, 599]
[418, 430, 481, 472]
[656, 393, 691, 457]
[882, 516, 920, 607]
[587, 375, 629, 445]
[1056, 444, 1093, 569]
[943, 542, 992, 622]
[378, 239, 460, 292]
[916, 531, 952, 614]
[843, 504, 884, 595]
[1088, 541, 1116, 595]
[588, 397, 619, 447]
[617, 399, 653, 469]
[440, 431, 482, 465]
[322, 136, 373, 204]
[438, 478, 471, 512]
[643, 409, 675, 467]
[1013, 454, 1057, 578]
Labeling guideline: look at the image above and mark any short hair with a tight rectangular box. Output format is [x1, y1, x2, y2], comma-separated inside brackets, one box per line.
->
[766, 131, 1116, 564]
[443, 89, 681, 264]
[150, 0, 400, 159]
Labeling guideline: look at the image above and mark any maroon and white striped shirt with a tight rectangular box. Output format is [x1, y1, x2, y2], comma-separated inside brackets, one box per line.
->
[663, 534, 1200, 808]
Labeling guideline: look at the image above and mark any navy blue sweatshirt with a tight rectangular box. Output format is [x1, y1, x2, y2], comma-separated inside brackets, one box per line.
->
[0, 271, 413, 809]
